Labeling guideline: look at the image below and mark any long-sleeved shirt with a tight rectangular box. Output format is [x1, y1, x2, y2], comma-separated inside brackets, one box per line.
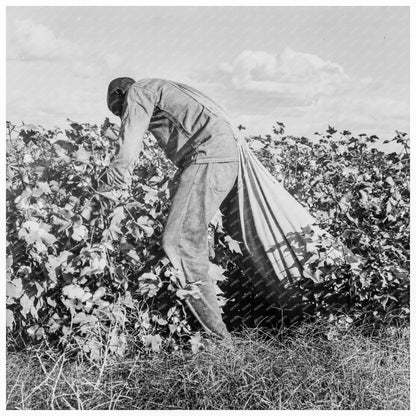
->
[108, 78, 239, 188]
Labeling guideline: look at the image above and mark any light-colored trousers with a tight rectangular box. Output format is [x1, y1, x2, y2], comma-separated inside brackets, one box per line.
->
[162, 161, 238, 339]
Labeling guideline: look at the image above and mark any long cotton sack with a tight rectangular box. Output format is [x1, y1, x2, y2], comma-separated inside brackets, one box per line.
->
[235, 139, 355, 290]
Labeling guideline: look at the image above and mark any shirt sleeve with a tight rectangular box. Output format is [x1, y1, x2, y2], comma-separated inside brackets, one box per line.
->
[108, 85, 156, 188]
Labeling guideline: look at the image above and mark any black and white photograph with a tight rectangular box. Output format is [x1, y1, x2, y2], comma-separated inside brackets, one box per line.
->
[4, 2, 412, 411]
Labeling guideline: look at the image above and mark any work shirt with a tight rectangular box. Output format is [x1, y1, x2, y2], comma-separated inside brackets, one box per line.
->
[108, 78, 239, 188]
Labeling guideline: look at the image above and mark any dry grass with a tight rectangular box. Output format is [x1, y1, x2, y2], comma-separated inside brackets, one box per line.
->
[6, 320, 410, 410]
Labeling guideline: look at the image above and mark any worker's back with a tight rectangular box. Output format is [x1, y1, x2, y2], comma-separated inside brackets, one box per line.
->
[132, 79, 238, 168]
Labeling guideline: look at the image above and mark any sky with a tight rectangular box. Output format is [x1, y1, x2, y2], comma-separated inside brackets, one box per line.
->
[6, 6, 410, 141]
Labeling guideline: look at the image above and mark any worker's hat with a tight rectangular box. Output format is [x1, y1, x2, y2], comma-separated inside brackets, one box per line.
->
[107, 77, 135, 116]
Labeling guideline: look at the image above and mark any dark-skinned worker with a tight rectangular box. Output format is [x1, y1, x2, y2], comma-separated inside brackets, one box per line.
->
[104, 77, 239, 341]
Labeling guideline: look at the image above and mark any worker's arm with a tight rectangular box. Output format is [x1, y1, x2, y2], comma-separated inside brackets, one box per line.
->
[107, 85, 156, 189]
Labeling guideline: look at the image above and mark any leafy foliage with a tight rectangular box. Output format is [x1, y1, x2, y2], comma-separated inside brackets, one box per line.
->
[248, 124, 409, 322]
[6, 119, 409, 359]
[6, 119, 220, 357]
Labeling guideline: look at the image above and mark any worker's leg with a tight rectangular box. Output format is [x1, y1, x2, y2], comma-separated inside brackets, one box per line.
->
[162, 161, 238, 339]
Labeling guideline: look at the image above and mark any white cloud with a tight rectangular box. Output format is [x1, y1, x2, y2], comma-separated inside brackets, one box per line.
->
[192, 47, 408, 140]
[6, 19, 127, 127]
[220, 48, 349, 102]
[11, 19, 81, 61]
[8, 19, 120, 81]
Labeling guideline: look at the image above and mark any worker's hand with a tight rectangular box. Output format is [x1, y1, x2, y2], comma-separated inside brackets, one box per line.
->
[103, 125, 120, 142]
[92, 168, 130, 213]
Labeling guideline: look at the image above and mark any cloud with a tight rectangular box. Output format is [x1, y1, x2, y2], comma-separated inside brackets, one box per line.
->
[8, 19, 124, 81]
[11, 19, 81, 61]
[6, 18, 126, 128]
[190, 47, 408, 139]
[219, 48, 349, 102]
